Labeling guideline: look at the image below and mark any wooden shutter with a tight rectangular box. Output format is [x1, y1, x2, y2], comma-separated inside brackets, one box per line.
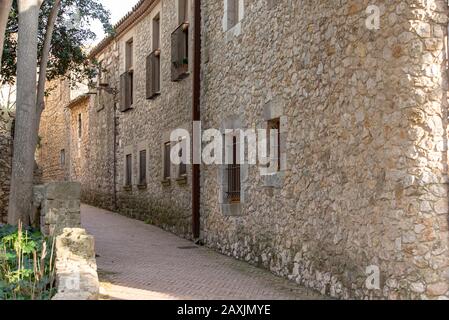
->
[126, 154, 132, 186]
[146, 54, 152, 99]
[139, 150, 147, 185]
[171, 24, 189, 81]
[120, 72, 130, 112]
[164, 142, 171, 179]
[146, 52, 161, 99]
[171, 29, 179, 81]
[154, 55, 160, 93]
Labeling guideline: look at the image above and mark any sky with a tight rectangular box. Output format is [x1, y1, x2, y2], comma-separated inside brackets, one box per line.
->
[91, 0, 141, 44]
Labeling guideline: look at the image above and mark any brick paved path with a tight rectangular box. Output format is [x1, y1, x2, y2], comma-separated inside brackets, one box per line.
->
[81, 204, 324, 300]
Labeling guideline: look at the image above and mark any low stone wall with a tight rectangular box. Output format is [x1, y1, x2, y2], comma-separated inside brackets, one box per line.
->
[0, 109, 13, 223]
[33, 182, 99, 300]
[52, 228, 100, 300]
[33, 182, 81, 236]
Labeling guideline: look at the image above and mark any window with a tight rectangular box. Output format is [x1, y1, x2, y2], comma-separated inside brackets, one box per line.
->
[179, 144, 187, 177]
[153, 14, 160, 51]
[125, 154, 132, 186]
[126, 39, 133, 70]
[226, 136, 241, 203]
[147, 15, 161, 99]
[120, 39, 134, 111]
[163, 142, 171, 180]
[78, 114, 82, 138]
[224, 0, 243, 31]
[98, 60, 108, 86]
[139, 150, 147, 185]
[171, 4, 189, 81]
[60, 149, 65, 166]
[267, 118, 281, 172]
[178, 0, 189, 25]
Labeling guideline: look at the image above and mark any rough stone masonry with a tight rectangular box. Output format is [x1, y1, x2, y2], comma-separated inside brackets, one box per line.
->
[0, 108, 13, 224]
[35, 0, 449, 299]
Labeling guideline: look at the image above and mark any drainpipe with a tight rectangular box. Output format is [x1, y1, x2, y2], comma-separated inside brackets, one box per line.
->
[113, 98, 118, 211]
[192, 0, 201, 240]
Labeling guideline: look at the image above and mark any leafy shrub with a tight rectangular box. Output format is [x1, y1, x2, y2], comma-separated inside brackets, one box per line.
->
[0, 223, 56, 300]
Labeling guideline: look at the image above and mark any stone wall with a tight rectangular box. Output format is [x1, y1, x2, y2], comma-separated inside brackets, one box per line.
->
[0, 109, 13, 223]
[200, 0, 449, 299]
[37, 79, 71, 182]
[52, 228, 99, 300]
[68, 96, 91, 199]
[33, 182, 81, 236]
[36, 0, 449, 299]
[31, 182, 99, 300]
[85, 0, 194, 237]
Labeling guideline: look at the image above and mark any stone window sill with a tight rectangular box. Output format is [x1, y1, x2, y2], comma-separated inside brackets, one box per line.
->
[137, 184, 147, 190]
[221, 203, 246, 217]
[176, 175, 188, 185]
[161, 179, 171, 187]
[147, 92, 161, 100]
[123, 185, 132, 191]
[225, 22, 242, 41]
[261, 171, 285, 189]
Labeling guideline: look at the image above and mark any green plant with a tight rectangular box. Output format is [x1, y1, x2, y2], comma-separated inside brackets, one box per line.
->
[0, 222, 56, 300]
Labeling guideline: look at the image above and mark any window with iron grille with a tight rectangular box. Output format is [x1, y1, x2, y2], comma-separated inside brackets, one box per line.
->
[163, 142, 171, 180]
[268, 118, 281, 172]
[139, 150, 147, 185]
[60, 149, 65, 166]
[125, 154, 132, 186]
[171, 21, 189, 81]
[179, 146, 187, 176]
[226, 136, 241, 203]
[78, 114, 82, 138]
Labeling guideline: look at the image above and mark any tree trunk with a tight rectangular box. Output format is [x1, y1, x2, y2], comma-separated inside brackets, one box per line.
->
[8, 0, 42, 226]
[0, 0, 13, 66]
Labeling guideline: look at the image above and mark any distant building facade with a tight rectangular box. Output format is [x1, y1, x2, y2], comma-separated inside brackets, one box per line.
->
[0, 108, 13, 223]
[36, 0, 449, 299]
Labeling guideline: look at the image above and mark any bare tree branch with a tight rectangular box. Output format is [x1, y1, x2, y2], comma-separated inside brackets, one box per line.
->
[0, 0, 13, 66]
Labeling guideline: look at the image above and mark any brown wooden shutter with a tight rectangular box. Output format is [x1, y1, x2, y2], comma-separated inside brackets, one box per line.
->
[171, 24, 189, 82]
[154, 55, 160, 93]
[120, 72, 129, 112]
[171, 29, 179, 81]
[146, 54, 151, 99]
[146, 52, 161, 99]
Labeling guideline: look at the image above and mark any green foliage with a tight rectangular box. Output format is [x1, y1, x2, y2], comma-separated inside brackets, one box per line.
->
[0, 224, 56, 300]
[1, 0, 113, 86]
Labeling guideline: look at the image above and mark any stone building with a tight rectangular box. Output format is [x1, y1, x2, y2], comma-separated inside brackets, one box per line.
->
[36, 0, 449, 299]
[0, 108, 13, 223]
[37, 79, 72, 182]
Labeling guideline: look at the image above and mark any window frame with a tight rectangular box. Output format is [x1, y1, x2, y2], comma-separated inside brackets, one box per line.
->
[125, 153, 132, 187]
[78, 113, 82, 139]
[163, 142, 171, 181]
[60, 149, 65, 167]
[138, 149, 147, 186]
[267, 118, 281, 173]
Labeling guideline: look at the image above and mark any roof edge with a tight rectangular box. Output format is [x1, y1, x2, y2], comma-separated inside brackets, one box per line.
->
[89, 0, 158, 59]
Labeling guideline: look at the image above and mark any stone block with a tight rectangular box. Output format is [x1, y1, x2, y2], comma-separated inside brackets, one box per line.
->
[45, 182, 81, 201]
[53, 228, 99, 300]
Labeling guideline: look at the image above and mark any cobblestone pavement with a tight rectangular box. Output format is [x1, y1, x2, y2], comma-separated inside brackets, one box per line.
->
[81, 204, 325, 300]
